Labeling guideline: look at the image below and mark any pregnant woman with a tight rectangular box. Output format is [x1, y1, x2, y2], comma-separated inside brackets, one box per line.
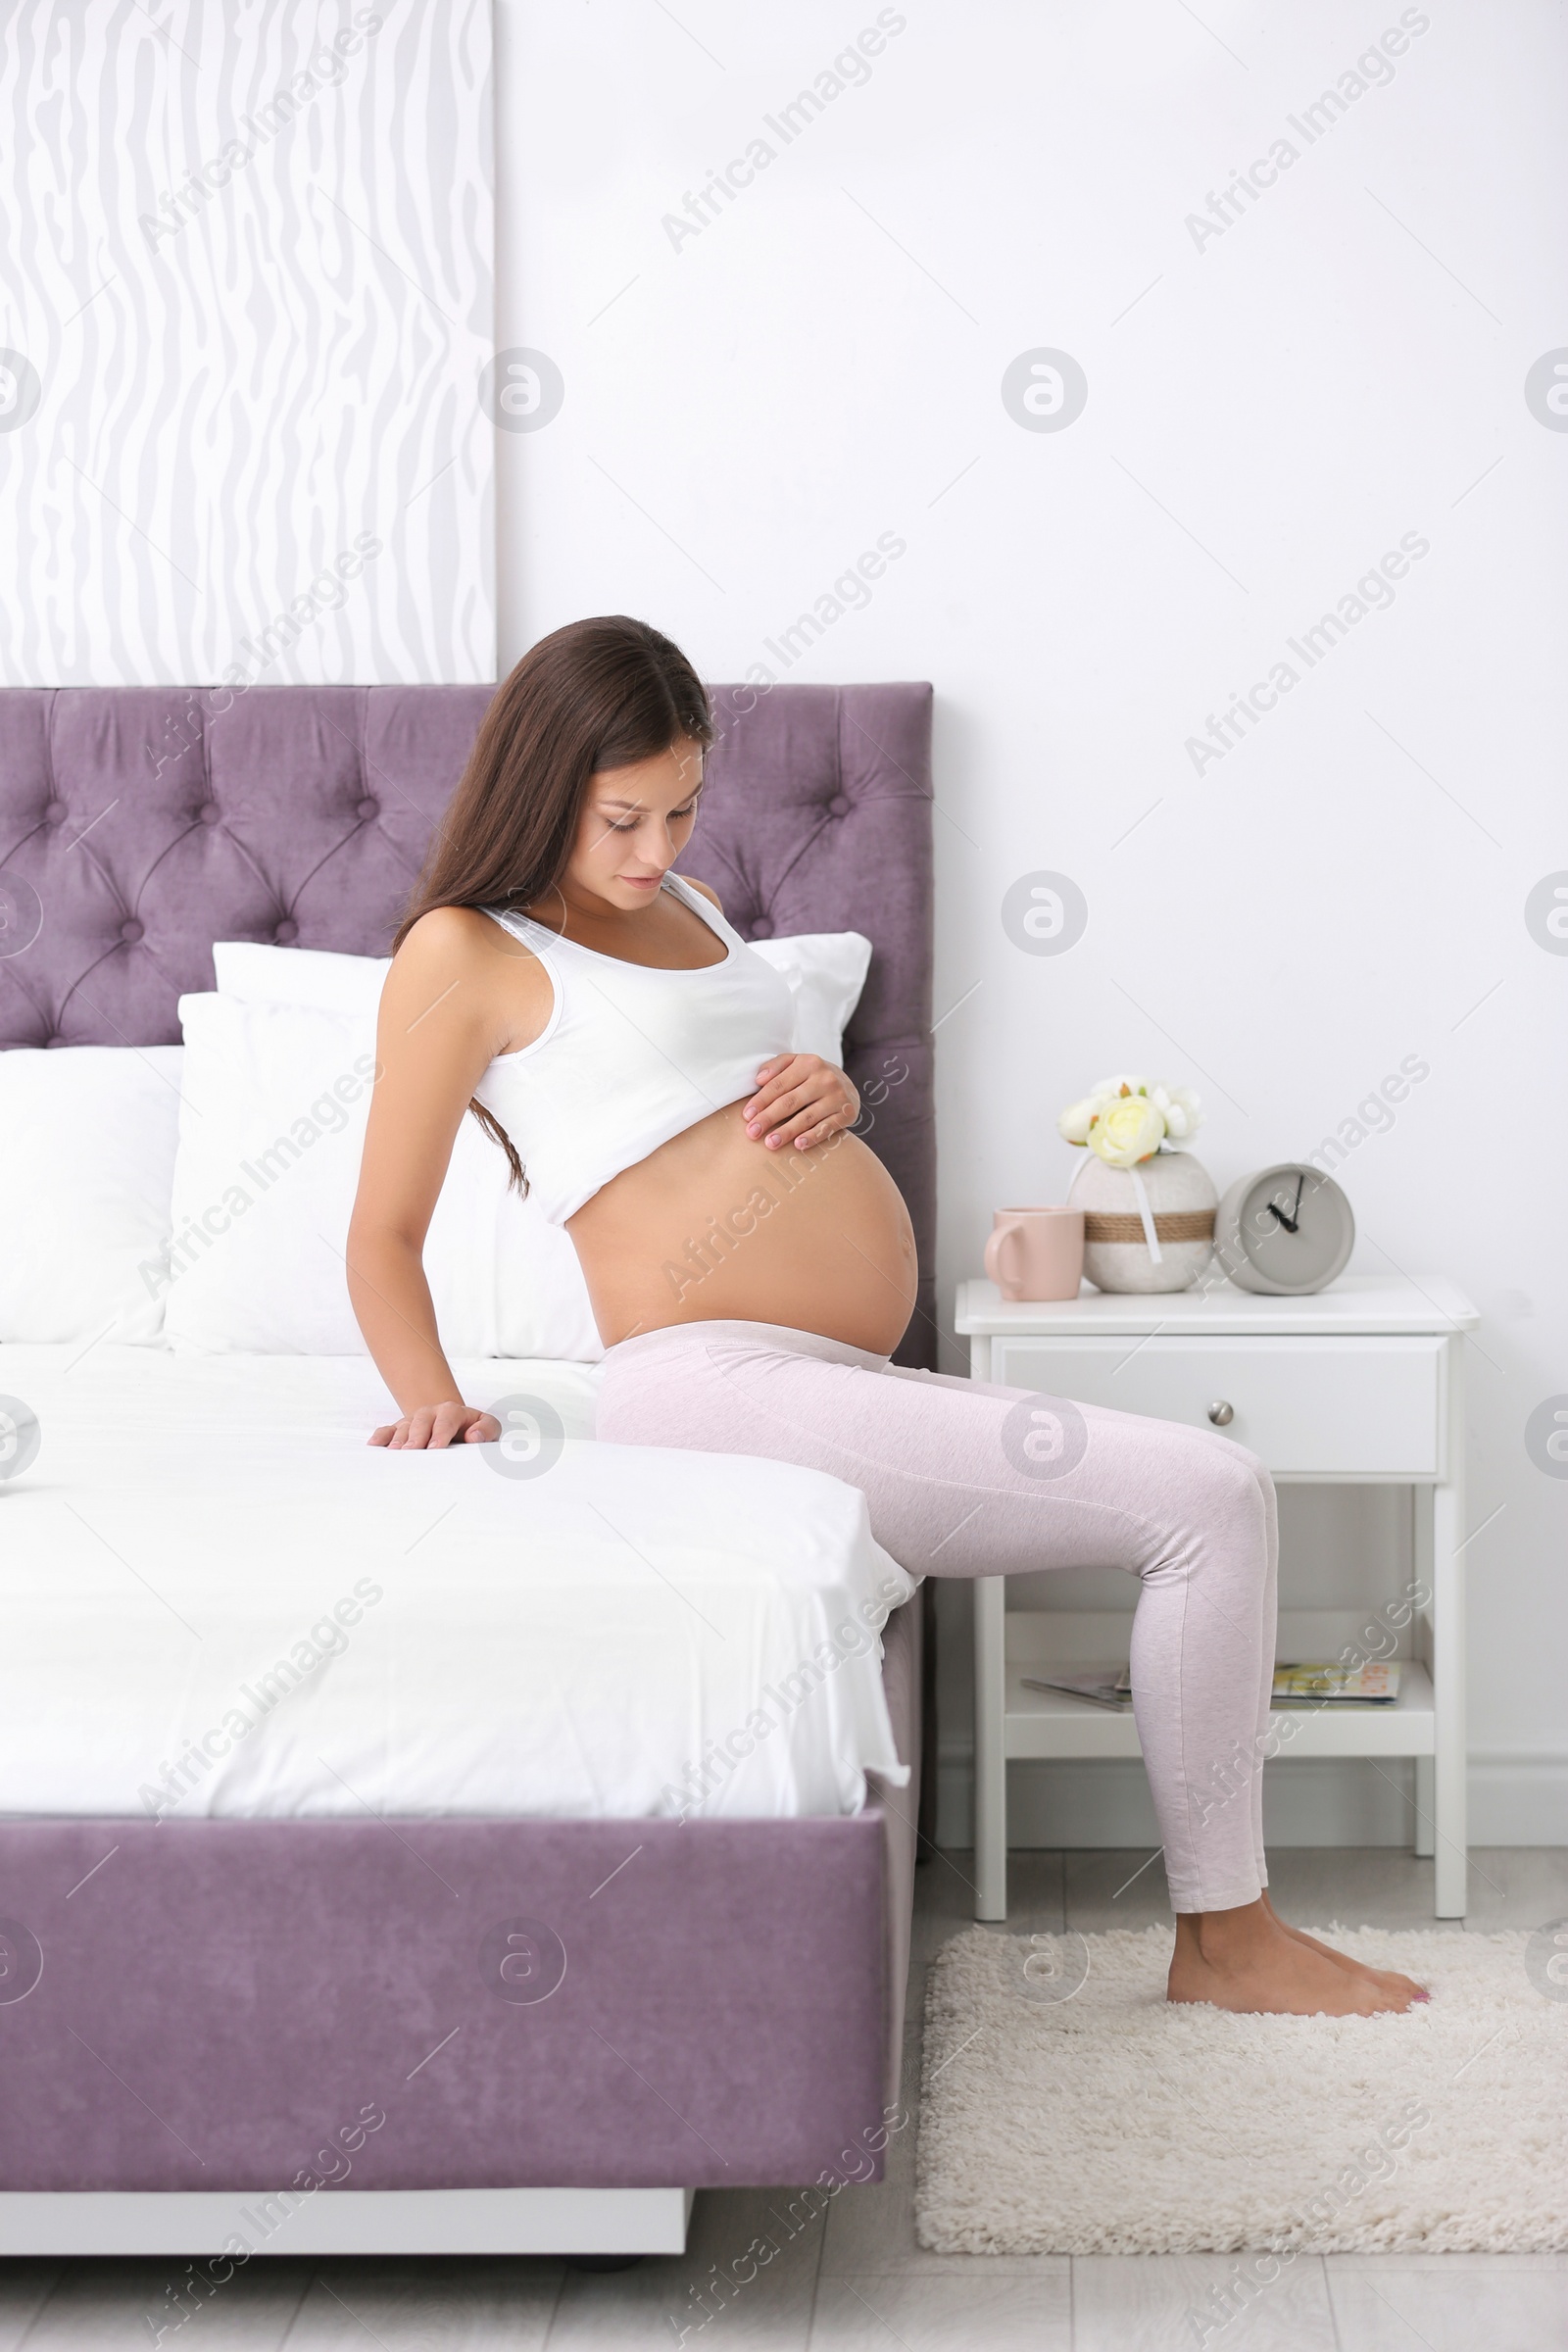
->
[348, 614, 1423, 2018]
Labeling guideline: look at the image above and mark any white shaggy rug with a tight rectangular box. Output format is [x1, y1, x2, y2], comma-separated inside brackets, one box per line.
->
[917, 1925, 1568, 2255]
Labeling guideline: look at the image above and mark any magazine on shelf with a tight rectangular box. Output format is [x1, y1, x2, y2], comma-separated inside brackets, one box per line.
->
[1019, 1669, 1134, 1711]
[1271, 1661, 1401, 1704]
[1018, 1662, 1403, 1710]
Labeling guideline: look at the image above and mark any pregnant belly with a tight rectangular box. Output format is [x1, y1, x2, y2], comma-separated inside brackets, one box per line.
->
[566, 1102, 918, 1353]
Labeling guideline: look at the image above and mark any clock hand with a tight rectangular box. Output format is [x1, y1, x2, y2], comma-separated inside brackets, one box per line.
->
[1264, 1197, 1299, 1235]
[1293, 1171, 1305, 1220]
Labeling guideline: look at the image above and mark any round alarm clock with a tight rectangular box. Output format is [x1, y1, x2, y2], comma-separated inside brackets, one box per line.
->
[1213, 1164, 1354, 1296]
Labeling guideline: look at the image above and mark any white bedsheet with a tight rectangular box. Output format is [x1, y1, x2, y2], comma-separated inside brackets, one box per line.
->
[0, 1347, 915, 1823]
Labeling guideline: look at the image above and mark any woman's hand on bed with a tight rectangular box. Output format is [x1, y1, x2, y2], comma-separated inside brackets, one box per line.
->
[369, 1403, 502, 1449]
[743, 1054, 859, 1152]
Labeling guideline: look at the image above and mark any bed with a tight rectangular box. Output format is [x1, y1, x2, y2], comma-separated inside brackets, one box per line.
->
[0, 678, 936, 2257]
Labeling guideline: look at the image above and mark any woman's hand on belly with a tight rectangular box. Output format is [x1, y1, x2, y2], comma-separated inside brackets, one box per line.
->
[742, 1054, 859, 1152]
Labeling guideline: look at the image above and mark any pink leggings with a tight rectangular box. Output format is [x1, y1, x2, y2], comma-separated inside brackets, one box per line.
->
[597, 1320, 1279, 1914]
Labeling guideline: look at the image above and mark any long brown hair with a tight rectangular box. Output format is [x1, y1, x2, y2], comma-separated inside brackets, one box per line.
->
[397, 615, 714, 1190]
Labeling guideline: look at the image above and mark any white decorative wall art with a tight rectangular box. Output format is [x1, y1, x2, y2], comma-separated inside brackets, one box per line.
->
[0, 0, 494, 686]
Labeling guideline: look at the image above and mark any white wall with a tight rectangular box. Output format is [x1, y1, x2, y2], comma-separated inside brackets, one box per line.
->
[496, 0, 1568, 1845]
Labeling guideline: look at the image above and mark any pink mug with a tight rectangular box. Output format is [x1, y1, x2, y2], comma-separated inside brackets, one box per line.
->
[984, 1205, 1085, 1302]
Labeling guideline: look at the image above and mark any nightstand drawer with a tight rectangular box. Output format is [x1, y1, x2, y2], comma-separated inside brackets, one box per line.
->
[990, 1336, 1446, 1477]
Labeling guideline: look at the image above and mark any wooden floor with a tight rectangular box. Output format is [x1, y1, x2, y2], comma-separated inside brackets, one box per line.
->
[5, 1846, 1565, 2350]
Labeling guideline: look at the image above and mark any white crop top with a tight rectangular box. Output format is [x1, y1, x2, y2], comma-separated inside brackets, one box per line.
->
[472, 873, 797, 1224]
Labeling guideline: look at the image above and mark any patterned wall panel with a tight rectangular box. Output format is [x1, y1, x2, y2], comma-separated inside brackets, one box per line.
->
[0, 0, 494, 686]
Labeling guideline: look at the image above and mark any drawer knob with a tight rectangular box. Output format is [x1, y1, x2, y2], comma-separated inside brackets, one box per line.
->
[1206, 1399, 1235, 1427]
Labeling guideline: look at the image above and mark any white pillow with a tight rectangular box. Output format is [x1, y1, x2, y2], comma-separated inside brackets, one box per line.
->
[163, 996, 603, 1361]
[749, 931, 871, 1063]
[212, 940, 390, 1015]
[0, 1046, 183, 1345]
[214, 926, 872, 1062]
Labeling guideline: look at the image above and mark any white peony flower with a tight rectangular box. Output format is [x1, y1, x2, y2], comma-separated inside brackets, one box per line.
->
[1090, 1073, 1149, 1101]
[1088, 1093, 1166, 1167]
[1157, 1084, 1203, 1142]
[1057, 1096, 1105, 1145]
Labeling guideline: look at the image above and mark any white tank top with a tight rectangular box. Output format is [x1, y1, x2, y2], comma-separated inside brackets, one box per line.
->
[472, 873, 797, 1224]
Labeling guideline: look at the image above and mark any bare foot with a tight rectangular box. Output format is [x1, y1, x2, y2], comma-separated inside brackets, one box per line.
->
[1262, 1894, 1429, 2005]
[1167, 1900, 1420, 2015]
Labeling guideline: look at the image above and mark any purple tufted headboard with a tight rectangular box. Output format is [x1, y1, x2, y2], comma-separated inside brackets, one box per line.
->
[0, 682, 937, 1365]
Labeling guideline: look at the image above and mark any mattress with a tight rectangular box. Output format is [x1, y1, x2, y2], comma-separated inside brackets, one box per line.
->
[0, 1346, 915, 1823]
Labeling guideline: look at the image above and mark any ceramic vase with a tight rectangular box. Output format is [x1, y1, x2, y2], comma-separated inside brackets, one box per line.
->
[1070, 1149, 1217, 1295]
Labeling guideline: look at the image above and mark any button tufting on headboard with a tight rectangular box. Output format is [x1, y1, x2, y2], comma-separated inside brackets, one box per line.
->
[0, 684, 493, 1052]
[0, 677, 936, 1365]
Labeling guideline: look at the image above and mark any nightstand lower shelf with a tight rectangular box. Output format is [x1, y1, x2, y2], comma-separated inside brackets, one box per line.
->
[960, 1272, 1476, 1925]
[997, 1657, 1436, 1761]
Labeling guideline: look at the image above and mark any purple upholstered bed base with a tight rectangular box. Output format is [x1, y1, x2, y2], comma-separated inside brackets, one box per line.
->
[0, 1601, 920, 2197]
[0, 681, 935, 2208]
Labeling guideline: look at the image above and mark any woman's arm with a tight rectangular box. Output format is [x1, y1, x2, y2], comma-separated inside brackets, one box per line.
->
[347, 907, 544, 1448]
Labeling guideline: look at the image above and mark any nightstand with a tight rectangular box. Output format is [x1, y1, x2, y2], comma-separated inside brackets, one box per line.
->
[956, 1272, 1479, 1921]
